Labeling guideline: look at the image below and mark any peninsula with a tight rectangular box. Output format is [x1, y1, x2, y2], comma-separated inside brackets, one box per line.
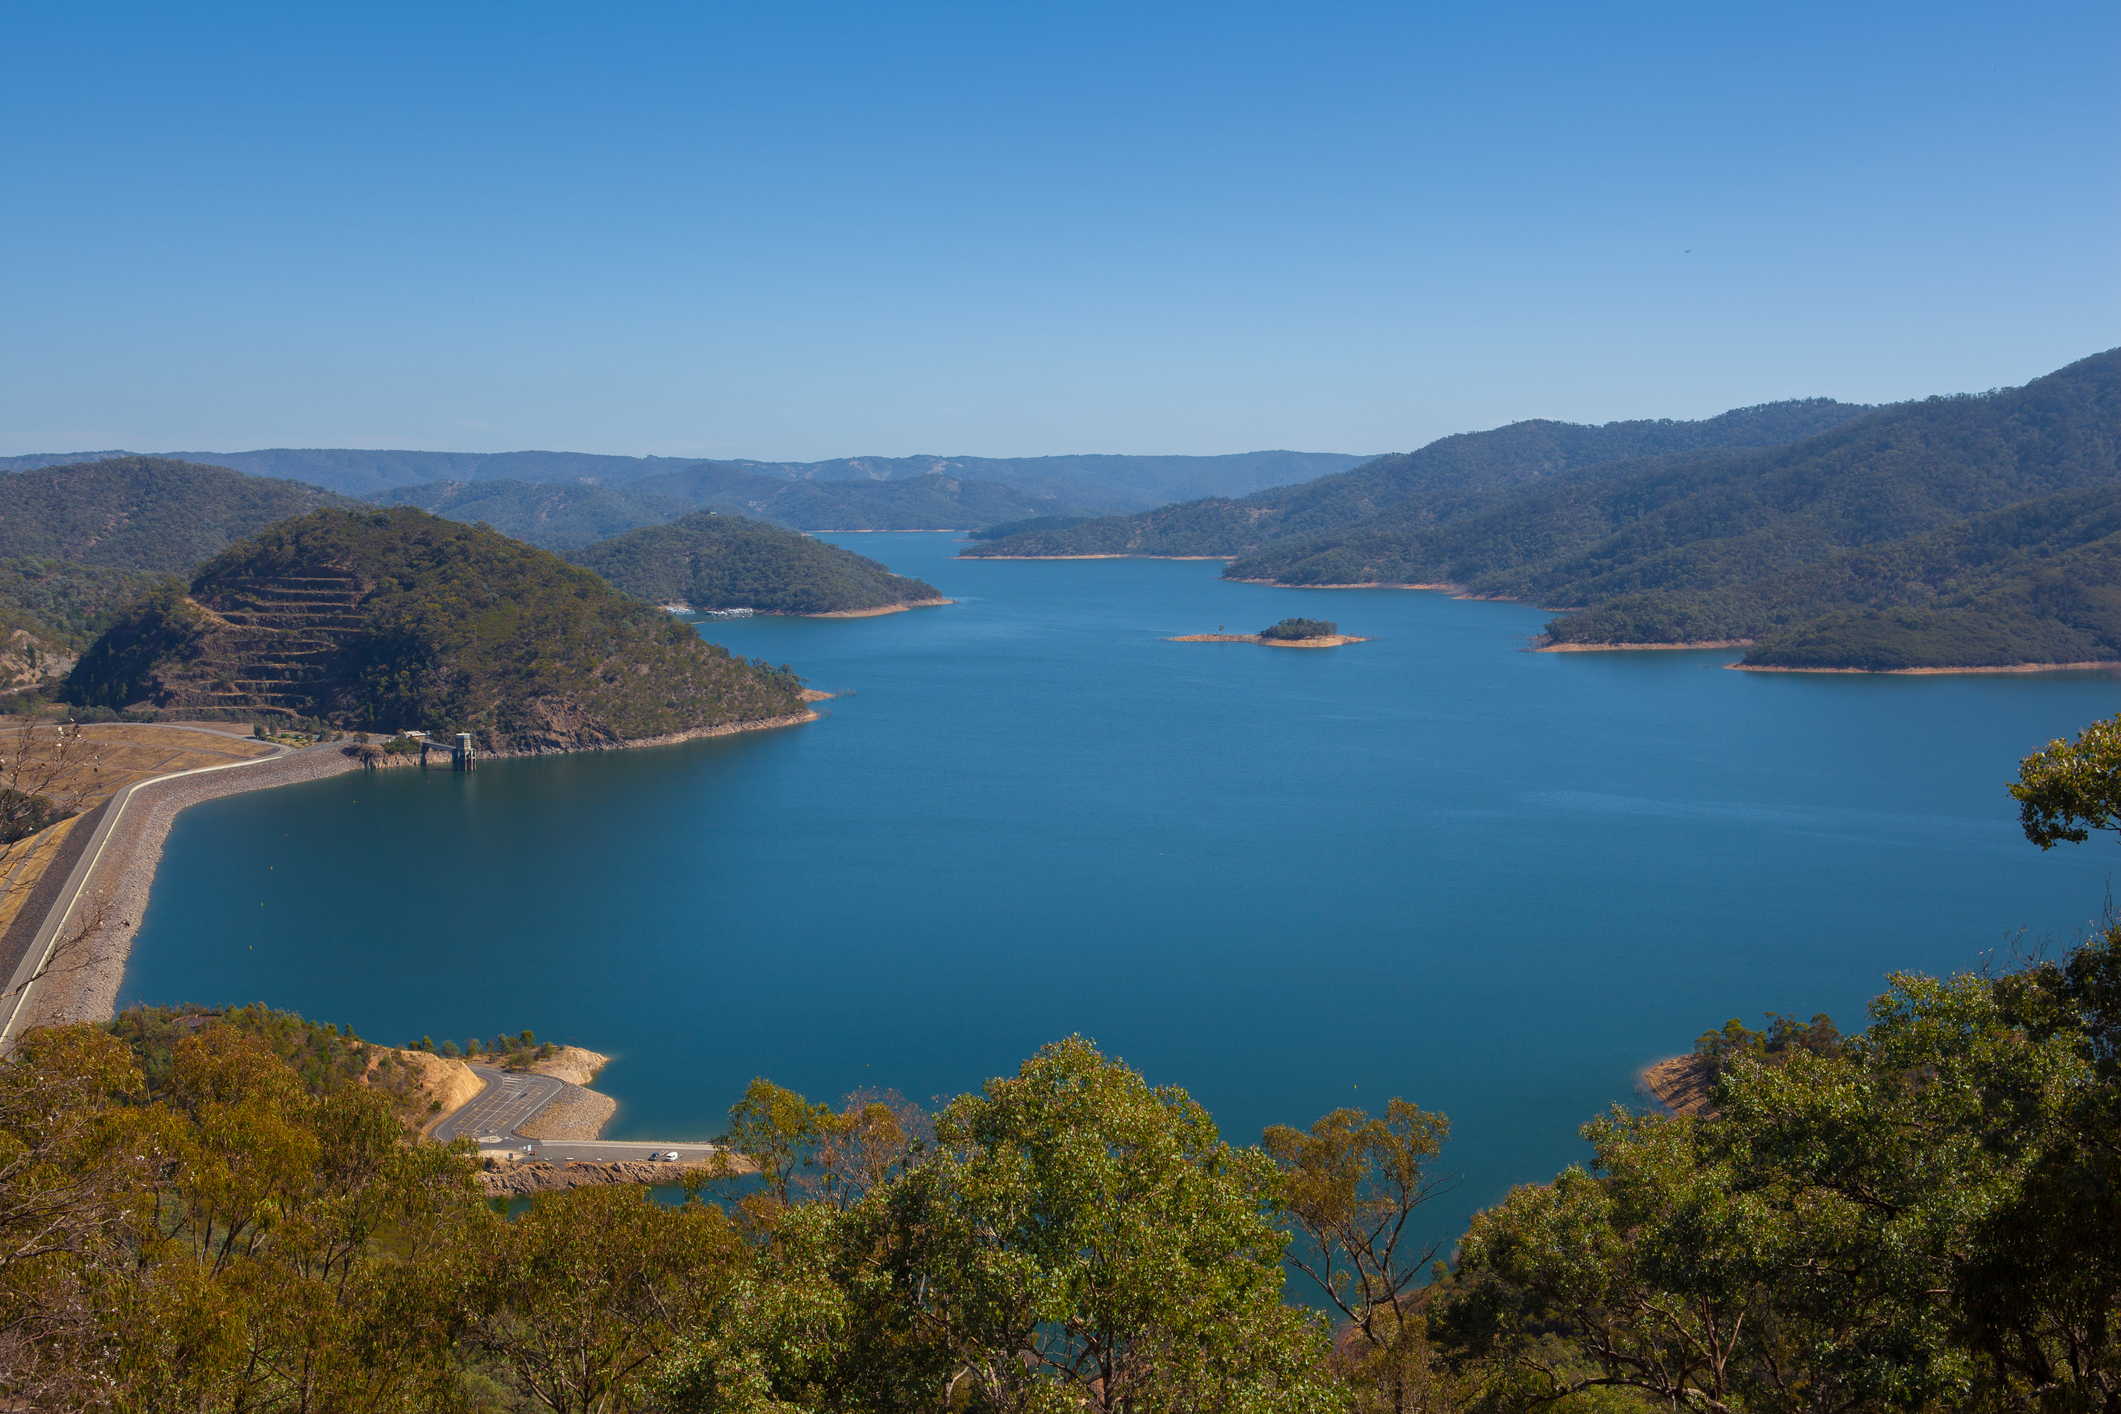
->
[568, 511, 949, 616]
[65, 507, 813, 756]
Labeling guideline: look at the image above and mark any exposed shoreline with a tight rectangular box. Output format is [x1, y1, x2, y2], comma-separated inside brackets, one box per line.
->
[1639, 1054, 1716, 1117]
[1222, 577, 1458, 590]
[803, 597, 954, 618]
[1541, 639, 1753, 653]
[1167, 633, 1368, 648]
[667, 598, 953, 619]
[1730, 659, 2121, 676]
[963, 553, 1234, 561]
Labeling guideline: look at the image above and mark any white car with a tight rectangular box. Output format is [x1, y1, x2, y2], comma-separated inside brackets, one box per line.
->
[660, 1151, 681, 1161]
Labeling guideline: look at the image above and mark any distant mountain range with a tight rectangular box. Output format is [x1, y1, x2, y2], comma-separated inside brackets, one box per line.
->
[0, 447, 1373, 513]
[963, 398, 1882, 560]
[968, 350, 2121, 670]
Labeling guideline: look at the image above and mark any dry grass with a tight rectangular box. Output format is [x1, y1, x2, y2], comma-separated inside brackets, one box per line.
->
[0, 723, 278, 947]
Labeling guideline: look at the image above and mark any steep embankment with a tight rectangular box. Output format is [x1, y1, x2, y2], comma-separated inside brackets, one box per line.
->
[963, 399, 1876, 560]
[65, 507, 810, 752]
[569, 511, 944, 615]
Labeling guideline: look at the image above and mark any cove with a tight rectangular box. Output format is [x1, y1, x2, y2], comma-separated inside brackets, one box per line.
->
[120, 531, 2121, 1245]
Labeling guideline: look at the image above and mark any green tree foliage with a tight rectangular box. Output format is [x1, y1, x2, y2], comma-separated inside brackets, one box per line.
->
[568, 511, 941, 615]
[2011, 711, 2121, 848]
[0, 786, 66, 846]
[964, 514, 1092, 541]
[1260, 618, 1338, 640]
[872, 1036, 1344, 1413]
[1689, 1011, 1841, 1082]
[1263, 1100, 1452, 1412]
[0, 558, 160, 650]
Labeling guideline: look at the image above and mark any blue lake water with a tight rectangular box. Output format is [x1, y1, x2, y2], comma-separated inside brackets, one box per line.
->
[121, 532, 2121, 1243]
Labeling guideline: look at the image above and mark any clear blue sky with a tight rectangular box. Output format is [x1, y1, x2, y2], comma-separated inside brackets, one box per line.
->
[2, 2, 2113, 461]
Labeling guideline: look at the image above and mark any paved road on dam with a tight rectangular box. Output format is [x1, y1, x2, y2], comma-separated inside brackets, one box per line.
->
[432, 1065, 566, 1143]
[433, 1063, 718, 1164]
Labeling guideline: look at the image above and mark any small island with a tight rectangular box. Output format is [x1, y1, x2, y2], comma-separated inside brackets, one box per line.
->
[1170, 617, 1367, 648]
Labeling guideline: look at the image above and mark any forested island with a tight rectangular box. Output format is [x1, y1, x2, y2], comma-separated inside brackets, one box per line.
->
[65, 507, 809, 753]
[568, 511, 946, 616]
[1170, 616, 1364, 647]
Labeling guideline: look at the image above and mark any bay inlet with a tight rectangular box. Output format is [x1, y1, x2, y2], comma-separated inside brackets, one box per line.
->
[119, 531, 2121, 1244]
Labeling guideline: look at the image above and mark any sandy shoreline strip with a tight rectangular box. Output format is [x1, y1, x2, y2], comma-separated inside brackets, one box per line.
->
[1167, 633, 1368, 648]
[1222, 578, 1458, 590]
[1541, 639, 1753, 653]
[965, 553, 1235, 561]
[805, 597, 954, 618]
[1730, 659, 2121, 675]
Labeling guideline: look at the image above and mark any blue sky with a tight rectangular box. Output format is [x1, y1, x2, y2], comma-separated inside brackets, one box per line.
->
[2, 2, 2113, 460]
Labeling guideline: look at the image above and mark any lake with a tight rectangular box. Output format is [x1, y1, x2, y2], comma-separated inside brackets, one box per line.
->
[120, 531, 2121, 1243]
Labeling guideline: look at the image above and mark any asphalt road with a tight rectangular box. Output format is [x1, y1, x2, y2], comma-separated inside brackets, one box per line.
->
[432, 1065, 565, 1143]
[522, 1138, 717, 1163]
[434, 1064, 717, 1163]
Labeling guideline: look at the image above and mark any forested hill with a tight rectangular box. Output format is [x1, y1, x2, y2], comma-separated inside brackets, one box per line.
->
[619, 465, 1086, 531]
[0, 457, 361, 668]
[568, 513, 941, 615]
[67, 507, 807, 752]
[1222, 348, 2121, 668]
[371, 467, 1086, 543]
[367, 479, 697, 549]
[962, 398, 1876, 560]
[0, 457, 358, 571]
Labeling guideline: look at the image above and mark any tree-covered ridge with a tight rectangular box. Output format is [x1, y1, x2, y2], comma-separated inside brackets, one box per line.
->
[5, 446, 1373, 510]
[1211, 349, 2121, 667]
[963, 397, 1877, 560]
[372, 468, 1091, 544]
[0, 457, 359, 572]
[0, 458, 358, 665]
[0, 559, 160, 650]
[67, 507, 807, 751]
[623, 464, 1089, 531]
[567, 511, 942, 614]
[366, 478, 697, 550]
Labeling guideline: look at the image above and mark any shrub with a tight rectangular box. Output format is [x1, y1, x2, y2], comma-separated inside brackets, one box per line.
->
[1260, 617, 1338, 640]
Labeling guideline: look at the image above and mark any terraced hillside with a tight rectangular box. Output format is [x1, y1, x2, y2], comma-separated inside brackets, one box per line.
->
[68, 508, 810, 752]
[153, 571, 368, 718]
